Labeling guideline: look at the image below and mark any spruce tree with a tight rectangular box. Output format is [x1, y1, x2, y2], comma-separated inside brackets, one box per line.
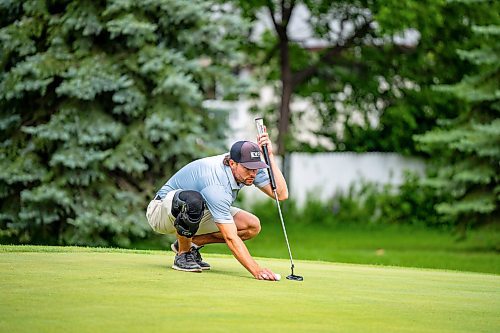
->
[0, 0, 247, 246]
[415, 20, 499, 232]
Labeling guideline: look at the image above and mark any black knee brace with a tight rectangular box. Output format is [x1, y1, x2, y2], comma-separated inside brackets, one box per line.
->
[171, 190, 205, 238]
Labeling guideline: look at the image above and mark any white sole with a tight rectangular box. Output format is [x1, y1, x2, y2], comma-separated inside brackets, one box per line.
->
[172, 264, 202, 273]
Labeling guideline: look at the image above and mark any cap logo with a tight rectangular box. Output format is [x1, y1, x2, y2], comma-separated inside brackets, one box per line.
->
[230, 141, 269, 169]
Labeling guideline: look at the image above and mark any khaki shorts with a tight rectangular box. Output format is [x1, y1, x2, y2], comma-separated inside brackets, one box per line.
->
[146, 190, 241, 236]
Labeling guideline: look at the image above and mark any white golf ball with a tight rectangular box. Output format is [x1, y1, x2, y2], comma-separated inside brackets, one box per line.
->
[275, 273, 281, 281]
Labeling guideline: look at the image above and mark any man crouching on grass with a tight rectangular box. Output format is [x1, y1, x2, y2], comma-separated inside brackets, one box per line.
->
[146, 129, 288, 281]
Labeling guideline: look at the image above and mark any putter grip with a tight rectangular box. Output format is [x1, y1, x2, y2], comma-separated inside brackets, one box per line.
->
[255, 118, 277, 191]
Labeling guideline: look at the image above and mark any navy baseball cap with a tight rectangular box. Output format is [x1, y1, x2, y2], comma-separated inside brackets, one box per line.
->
[230, 141, 269, 169]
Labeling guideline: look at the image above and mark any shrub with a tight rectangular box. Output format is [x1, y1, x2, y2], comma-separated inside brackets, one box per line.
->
[252, 172, 447, 229]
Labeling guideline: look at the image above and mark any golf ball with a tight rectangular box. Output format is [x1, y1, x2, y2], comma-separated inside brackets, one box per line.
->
[275, 273, 281, 281]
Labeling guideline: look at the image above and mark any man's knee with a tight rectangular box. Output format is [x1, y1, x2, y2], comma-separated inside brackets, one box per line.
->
[250, 215, 262, 236]
[235, 211, 261, 240]
[172, 190, 205, 238]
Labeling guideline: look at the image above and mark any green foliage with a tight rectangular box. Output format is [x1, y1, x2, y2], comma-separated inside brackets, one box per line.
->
[334, 174, 446, 227]
[415, 15, 499, 230]
[252, 172, 444, 229]
[237, 0, 498, 155]
[0, 0, 247, 246]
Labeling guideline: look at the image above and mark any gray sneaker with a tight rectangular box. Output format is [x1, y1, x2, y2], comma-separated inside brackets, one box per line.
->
[171, 240, 211, 270]
[172, 252, 202, 272]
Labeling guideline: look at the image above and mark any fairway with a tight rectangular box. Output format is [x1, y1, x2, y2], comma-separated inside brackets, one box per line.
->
[1, 246, 499, 333]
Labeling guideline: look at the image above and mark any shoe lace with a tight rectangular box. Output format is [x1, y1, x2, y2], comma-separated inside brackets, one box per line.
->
[184, 252, 197, 263]
[190, 246, 203, 262]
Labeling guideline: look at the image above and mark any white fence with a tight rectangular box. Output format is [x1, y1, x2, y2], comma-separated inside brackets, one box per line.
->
[203, 100, 426, 207]
[241, 152, 426, 207]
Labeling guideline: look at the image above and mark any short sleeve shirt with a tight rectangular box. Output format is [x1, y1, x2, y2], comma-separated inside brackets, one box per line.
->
[156, 154, 270, 223]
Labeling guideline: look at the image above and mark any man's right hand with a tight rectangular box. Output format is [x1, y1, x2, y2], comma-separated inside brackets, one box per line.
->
[255, 268, 278, 281]
[217, 223, 279, 281]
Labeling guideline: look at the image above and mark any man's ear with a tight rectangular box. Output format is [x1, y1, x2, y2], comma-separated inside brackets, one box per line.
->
[228, 159, 237, 168]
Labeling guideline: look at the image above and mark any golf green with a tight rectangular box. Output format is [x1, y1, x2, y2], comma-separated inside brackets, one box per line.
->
[1, 246, 499, 333]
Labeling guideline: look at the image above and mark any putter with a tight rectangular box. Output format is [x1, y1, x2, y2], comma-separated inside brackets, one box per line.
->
[255, 117, 303, 281]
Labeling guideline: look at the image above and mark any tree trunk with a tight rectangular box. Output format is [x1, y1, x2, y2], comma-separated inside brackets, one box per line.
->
[266, 2, 296, 184]
[278, 81, 293, 156]
[277, 36, 293, 184]
[268, 3, 373, 202]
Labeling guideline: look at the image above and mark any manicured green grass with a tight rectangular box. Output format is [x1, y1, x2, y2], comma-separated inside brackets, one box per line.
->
[202, 223, 500, 274]
[1, 246, 499, 333]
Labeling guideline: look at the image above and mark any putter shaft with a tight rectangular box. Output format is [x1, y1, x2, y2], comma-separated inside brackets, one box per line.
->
[255, 117, 302, 281]
[273, 189, 295, 270]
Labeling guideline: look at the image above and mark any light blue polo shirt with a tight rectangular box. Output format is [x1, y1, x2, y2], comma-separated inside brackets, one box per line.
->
[156, 154, 270, 223]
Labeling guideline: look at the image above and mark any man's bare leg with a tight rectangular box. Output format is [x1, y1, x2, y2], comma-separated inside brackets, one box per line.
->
[192, 210, 261, 246]
[172, 235, 202, 272]
[177, 235, 192, 253]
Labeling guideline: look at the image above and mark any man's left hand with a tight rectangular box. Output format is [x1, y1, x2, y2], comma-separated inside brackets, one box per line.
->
[257, 126, 273, 156]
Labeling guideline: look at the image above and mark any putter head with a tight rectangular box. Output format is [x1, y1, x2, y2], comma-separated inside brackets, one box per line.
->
[286, 274, 304, 281]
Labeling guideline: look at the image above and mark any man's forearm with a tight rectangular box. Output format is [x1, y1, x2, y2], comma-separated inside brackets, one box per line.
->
[268, 153, 289, 200]
[225, 236, 260, 277]
[217, 217, 277, 281]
